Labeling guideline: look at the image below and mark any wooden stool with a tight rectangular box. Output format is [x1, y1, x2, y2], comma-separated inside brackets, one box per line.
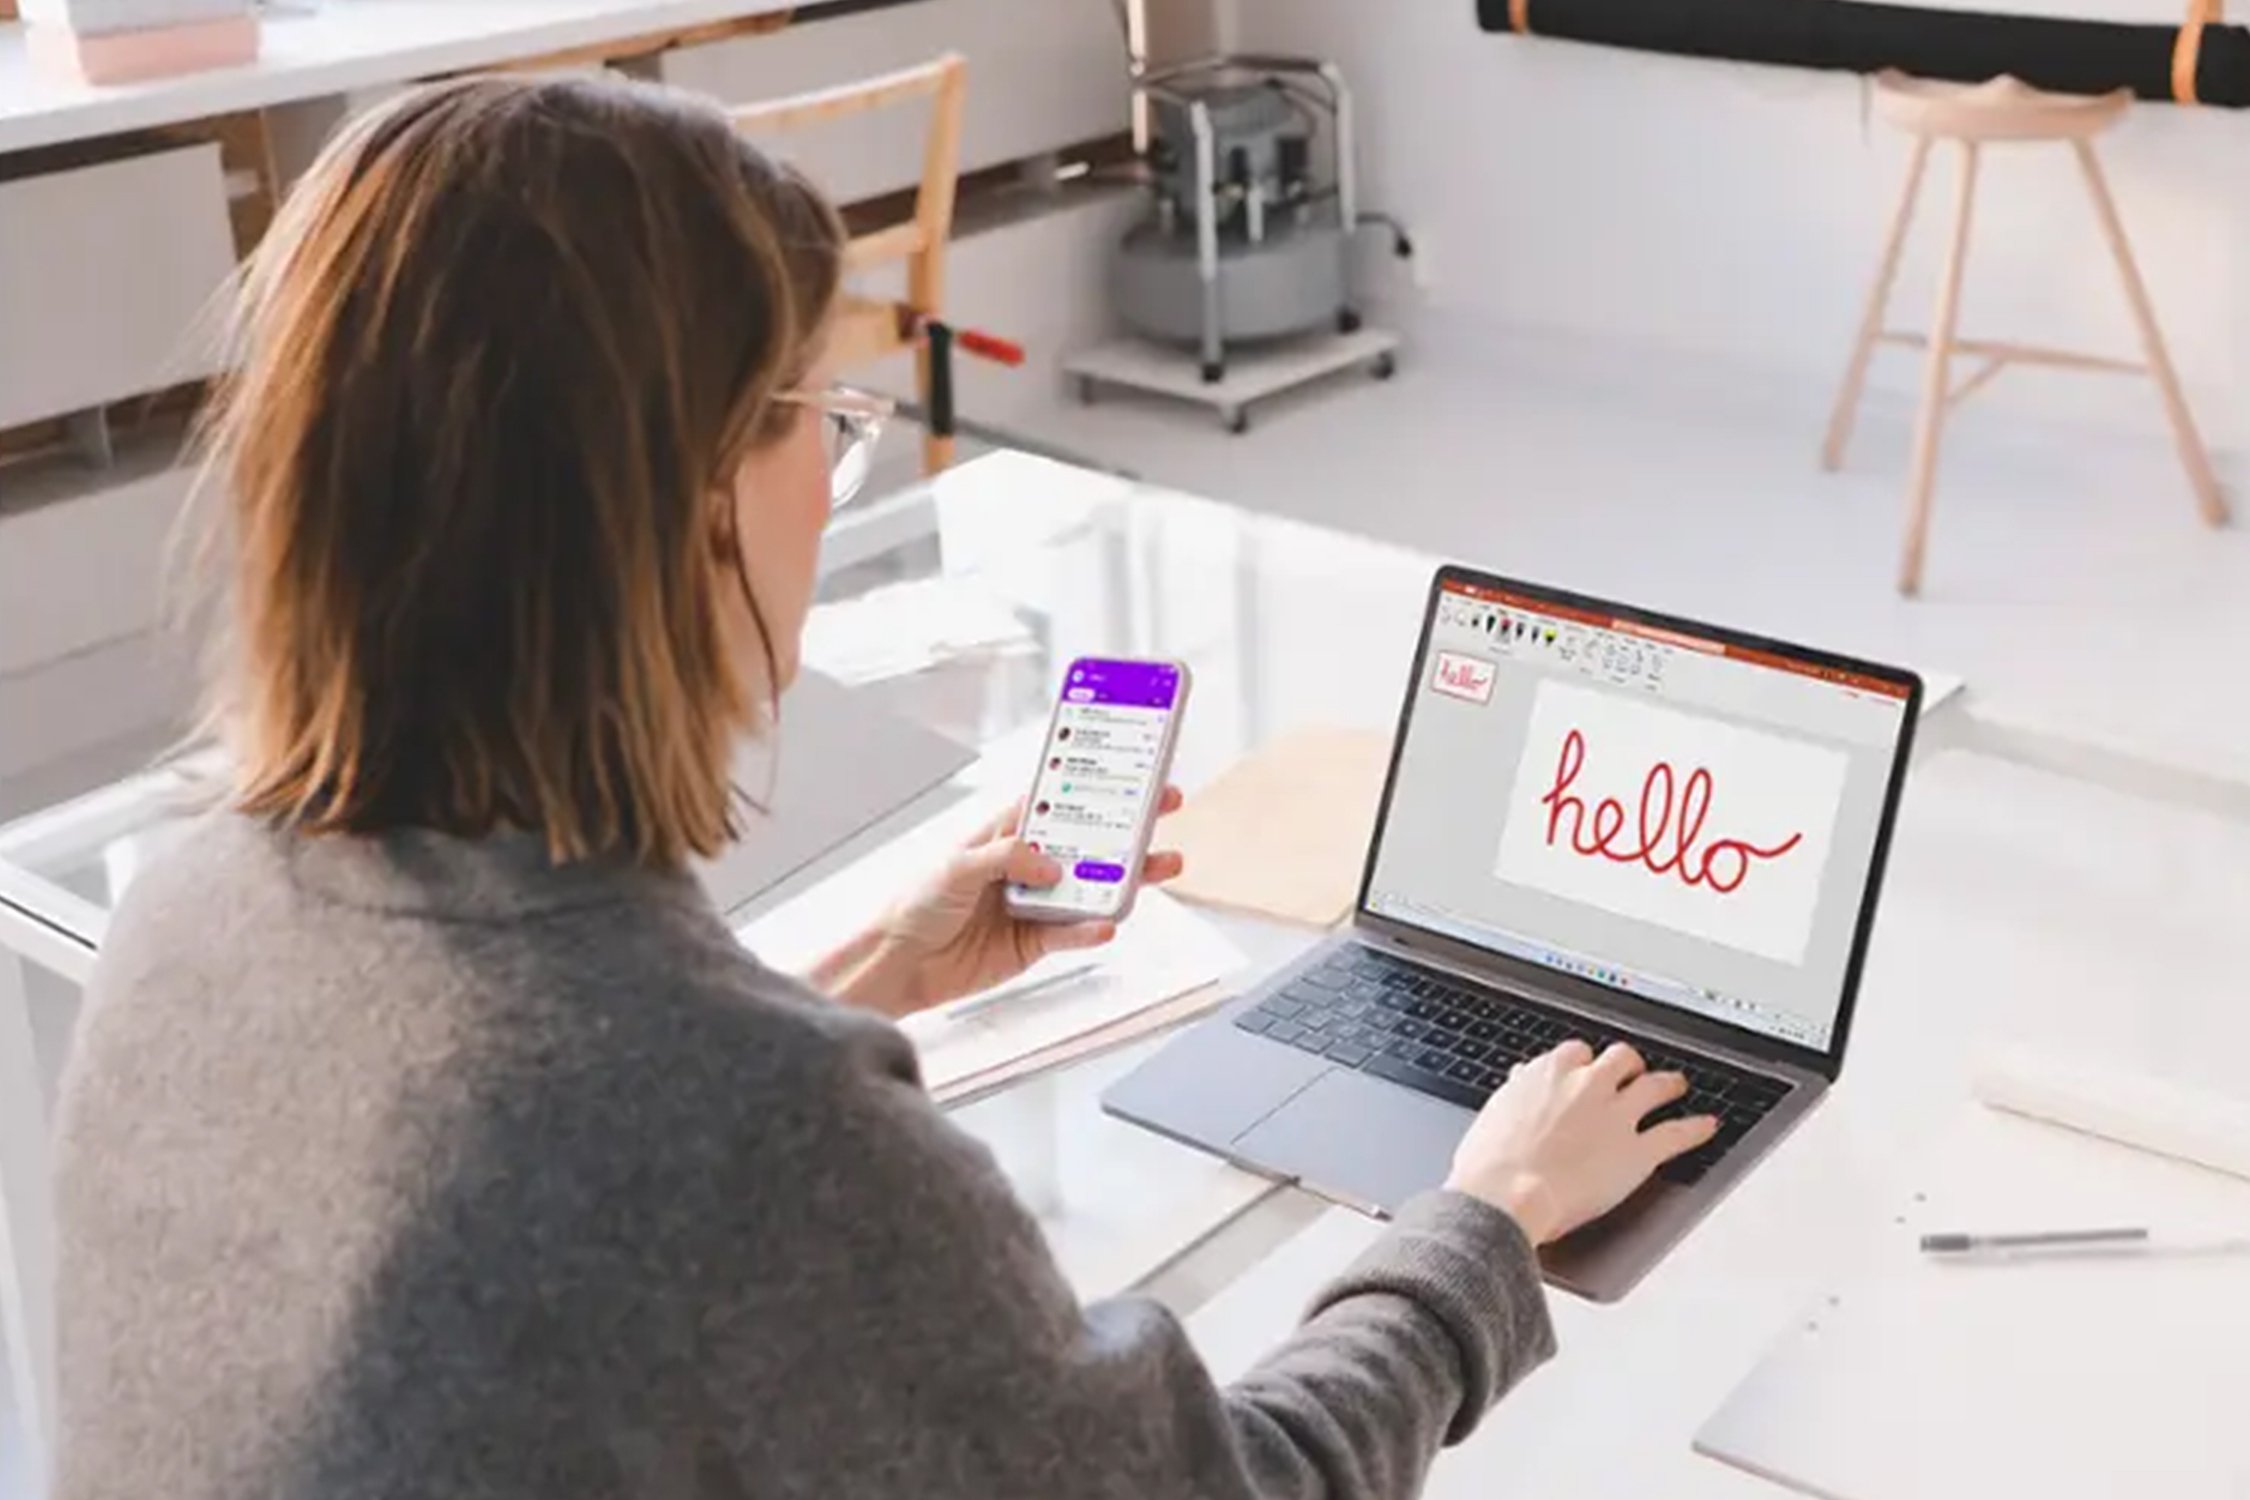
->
[1822, 72, 2228, 595]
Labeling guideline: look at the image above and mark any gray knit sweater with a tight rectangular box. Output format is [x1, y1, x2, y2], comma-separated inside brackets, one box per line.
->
[55, 814, 1555, 1499]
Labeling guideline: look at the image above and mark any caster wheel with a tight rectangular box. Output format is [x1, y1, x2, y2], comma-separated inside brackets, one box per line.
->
[1075, 375, 1097, 405]
[1225, 407, 1250, 436]
[1372, 351, 1398, 380]
[1337, 307, 1363, 335]
[1200, 360, 1225, 385]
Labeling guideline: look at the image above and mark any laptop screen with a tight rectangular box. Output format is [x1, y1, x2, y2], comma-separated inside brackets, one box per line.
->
[1362, 575, 1915, 1056]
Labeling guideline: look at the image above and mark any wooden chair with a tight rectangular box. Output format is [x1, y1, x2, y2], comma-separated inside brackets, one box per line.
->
[1822, 71, 2227, 596]
[733, 54, 968, 475]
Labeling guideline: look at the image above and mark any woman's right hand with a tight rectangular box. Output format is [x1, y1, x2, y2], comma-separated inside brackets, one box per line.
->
[1445, 1041, 1718, 1246]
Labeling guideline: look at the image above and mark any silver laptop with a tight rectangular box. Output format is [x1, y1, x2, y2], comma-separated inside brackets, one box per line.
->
[1103, 565, 1921, 1301]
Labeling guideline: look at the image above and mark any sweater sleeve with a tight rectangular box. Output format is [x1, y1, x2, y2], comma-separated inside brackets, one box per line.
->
[700, 1015, 1556, 1500]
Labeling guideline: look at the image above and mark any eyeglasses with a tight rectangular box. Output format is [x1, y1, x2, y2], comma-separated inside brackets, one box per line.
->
[776, 385, 895, 511]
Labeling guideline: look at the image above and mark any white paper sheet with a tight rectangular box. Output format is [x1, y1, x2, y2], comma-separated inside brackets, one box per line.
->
[800, 575, 1036, 686]
[1697, 1089, 2250, 1499]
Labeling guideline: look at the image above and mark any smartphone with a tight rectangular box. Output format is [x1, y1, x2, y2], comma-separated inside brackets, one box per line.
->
[1004, 656, 1191, 924]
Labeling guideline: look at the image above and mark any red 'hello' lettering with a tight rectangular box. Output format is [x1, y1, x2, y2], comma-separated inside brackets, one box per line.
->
[1538, 728, 1803, 894]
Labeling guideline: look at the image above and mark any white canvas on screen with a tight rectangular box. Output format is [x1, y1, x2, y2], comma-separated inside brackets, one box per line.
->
[1493, 681, 1848, 964]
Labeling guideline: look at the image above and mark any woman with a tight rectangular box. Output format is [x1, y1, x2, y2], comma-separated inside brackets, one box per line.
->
[55, 76, 1714, 1500]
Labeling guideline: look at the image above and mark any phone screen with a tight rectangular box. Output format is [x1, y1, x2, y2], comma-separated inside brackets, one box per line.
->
[1011, 658, 1184, 919]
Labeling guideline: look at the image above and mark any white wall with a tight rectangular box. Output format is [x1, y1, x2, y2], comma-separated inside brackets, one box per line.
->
[1232, 0, 2245, 453]
[1146, 0, 1227, 61]
[656, 0, 1131, 203]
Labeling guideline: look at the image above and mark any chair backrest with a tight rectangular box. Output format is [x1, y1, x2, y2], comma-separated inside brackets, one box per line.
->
[731, 53, 968, 295]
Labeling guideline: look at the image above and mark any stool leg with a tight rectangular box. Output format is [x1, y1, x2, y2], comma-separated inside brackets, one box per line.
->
[2072, 141, 2228, 527]
[1824, 136, 1932, 472]
[922, 431, 957, 475]
[1901, 140, 1979, 597]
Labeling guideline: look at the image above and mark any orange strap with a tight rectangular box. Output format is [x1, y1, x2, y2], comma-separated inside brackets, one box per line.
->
[2174, 0, 2222, 104]
[1509, 0, 1533, 34]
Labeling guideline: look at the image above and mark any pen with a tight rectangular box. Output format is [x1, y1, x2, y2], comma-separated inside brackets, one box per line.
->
[951, 961, 1103, 1017]
[1920, 1227, 2148, 1255]
[1921, 1228, 2250, 1261]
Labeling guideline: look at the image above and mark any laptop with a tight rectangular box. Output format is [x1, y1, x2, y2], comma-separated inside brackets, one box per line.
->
[1102, 566, 1921, 1301]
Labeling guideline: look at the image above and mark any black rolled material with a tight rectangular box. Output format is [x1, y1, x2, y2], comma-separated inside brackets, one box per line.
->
[1474, 0, 2250, 108]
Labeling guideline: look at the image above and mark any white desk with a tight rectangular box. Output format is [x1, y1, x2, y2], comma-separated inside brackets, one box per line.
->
[4, 451, 2245, 1498]
[0, 0, 795, 154]
[1183, 746, 2250, 1498]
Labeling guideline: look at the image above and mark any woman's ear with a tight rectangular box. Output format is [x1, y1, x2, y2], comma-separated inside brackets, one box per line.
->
[707, 485, 742, 565]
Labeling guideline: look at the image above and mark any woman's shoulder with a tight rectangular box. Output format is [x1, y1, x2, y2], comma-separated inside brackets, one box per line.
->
[83, 808, 914, 1092]
[69, 815, 925, 1217]
[89, 809, 294, 992]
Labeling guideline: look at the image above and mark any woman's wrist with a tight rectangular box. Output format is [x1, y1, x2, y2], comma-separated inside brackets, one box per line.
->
[1450, 1169, 1562, 1248]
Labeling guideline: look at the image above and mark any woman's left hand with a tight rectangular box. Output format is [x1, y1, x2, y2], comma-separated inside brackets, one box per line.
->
[812, 788, 1185, 1019]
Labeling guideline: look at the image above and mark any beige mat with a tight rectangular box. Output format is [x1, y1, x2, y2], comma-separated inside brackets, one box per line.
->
[1164, 726, 1392, 929]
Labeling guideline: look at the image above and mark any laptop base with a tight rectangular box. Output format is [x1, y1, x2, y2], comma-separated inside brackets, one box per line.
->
[1102, 936, 1825, 1302]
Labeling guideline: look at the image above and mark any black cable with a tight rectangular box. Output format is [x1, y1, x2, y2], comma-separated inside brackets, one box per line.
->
[1356, 211, 1417, 259]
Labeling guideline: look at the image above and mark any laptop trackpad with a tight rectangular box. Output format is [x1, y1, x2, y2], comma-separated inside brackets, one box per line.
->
[1104, 1018, 1336, 1147]
[1232, 1069, 1470, 1216]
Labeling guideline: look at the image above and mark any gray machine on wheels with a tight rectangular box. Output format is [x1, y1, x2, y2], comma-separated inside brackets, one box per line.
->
[1068, 53, 1405, 434]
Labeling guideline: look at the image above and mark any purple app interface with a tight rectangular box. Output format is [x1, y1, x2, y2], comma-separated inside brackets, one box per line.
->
[1015, 659, 1181, 915]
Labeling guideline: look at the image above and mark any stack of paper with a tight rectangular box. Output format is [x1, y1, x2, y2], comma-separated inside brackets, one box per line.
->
[20, 0, 248, 27]
[800, 575, 1037, 686]
[20, 0, 259, 84]
[900, 889, 1241, 1097]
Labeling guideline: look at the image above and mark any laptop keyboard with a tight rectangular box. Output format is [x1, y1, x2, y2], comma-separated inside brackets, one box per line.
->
[1233, 945, 1794, 1185]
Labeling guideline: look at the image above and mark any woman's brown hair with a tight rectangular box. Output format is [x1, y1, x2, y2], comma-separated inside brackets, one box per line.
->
[200, 74, 843, 867]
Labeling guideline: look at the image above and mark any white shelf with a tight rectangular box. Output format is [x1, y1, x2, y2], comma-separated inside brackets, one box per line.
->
[0, 0, 797, 155]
